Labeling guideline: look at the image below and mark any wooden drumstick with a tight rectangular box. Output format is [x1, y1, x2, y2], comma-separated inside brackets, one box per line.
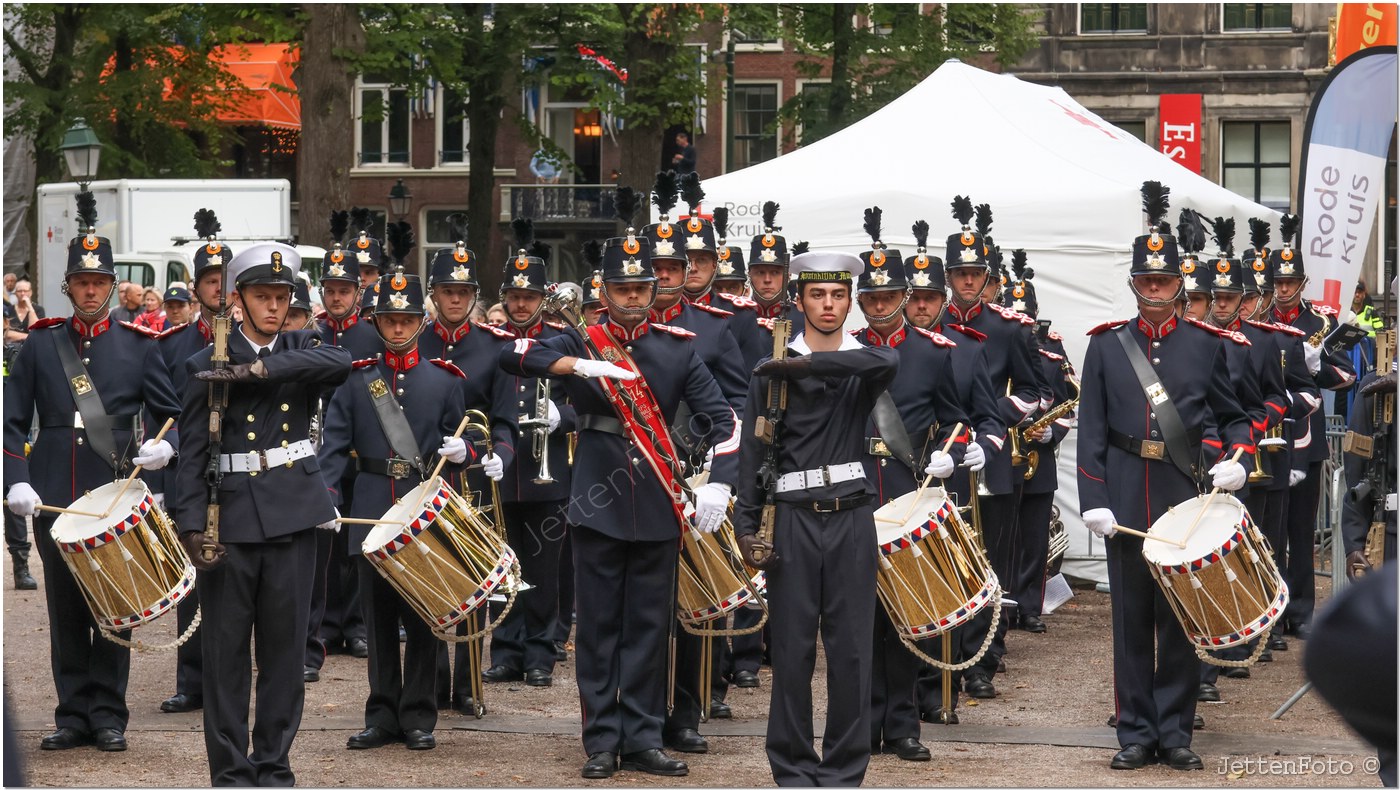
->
[429, 413, 475, 483]
[338, 516, 407, 526]
[902, 423, 966, 526]
[1112, 523, 1186, 547]
[1180, 447, 1246, 546]
[106, 417, 176, 517]
[1, 502, 106, 519]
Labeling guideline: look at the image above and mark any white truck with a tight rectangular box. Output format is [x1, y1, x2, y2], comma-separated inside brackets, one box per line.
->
[35, 179, 292, 316]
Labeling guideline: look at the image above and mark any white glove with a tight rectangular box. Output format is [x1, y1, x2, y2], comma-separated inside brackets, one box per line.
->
[1209, 459, 1248, 492]
[573, 358, 638, 381]
[962, 439, 986, 471]
[481, 452, 504, 481]
[6, 483, 41, 517]
[703, 446, 715, 473]
[1082, 507, 1116, 539]
[133, 438, 175, 470]
[924, 450, 955, 479]
[438, 436, 468, 465]
[1028, 424, 1054, 444]
[1289, 469, 1307, 487]
[1303, 341, 1322, 375]
[546, 400, 561, 433]
[316, 507, 341, 532]
[692, 482, 732, 534]
[153, 493, 166, 509]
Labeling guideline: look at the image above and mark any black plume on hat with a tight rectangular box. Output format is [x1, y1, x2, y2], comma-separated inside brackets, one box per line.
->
[1141, 181, 1170, 231]
[1279, 214, 1300, 247]
[912, 220, 930, 251]
[1248, 218, 1271, 252]
[950, 196, 973, 229]
[583, 239, 603, 268]
[351, 207, 373, 235]
[762, 201, 781, 232]
[975, 203, 993, 241]
[530, 240, 550, 262]
[1011, 249, 1032, 282]
[1177, 209, 1207, 256]
[680, 171, 705, 212]
[863, 206, 882, 246]
[387, 220, 415, 265]
[447, 212, 468, 243]
[713, 207, 729, 242]
[512, 217, 535, 252]
[1209, 216, 1236, 257]
[614, 187, 641, 229]
[76, 190, 98, 232]
[194, 209, 221, 239]
[329, 210, 349, 244]
[652, 170, 679, 217]
[791, 240, 810, 256]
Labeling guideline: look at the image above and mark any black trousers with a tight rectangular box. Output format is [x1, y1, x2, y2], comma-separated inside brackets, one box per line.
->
[765, 503, 876, 787]
[1283, 461, 1322, 627]
[357, 558, 437, 734]
[573, 526, 675, 757]
[1106, 532, 1199, 751]
[1012, 491, 1054, 618]
[711, 606, 765, 703]
[667, 626, 710, 733]
[304, 528, 335, 670]
[966, 492, 1020, 681]
[319, 479, 365, 648]
[33, 514, 131, 734]
[488, 499, 566, 673]
[552, 525, 575, 644]
[869, 605, 920, 746]
[198, 530, 316, 787]
[5, 509, 29, 556]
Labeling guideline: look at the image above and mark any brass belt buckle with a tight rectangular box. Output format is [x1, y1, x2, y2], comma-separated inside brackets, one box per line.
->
[866, 438, 891, 457]
[386, 458, 412, 479]
[1139, 440, 1165, 460]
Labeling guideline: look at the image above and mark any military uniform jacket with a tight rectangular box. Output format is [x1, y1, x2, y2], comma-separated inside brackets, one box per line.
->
[936, 323, 1007, 499]
[500, 317, 741, 543]
[852, 323, 969, 503]
[151, 317, 216, 502]
[690, 291, 768, 373]
[651, 299, 748, 411]
[1077, 315, 1252, 527]
[1023, 346, 1076, 496]
[317, 313, 385, 361]
[317, 348, 468, 555]
[733, 336, 899, 537]
[1274, 301, 1356, 463]
[1340, 371, 1396, 554]
[1247, 321, 1322, 488]
[5, 316, 181, 505]
[1214, 324, 1266, 453]
[419, 319, 519, 482]
[175, 328, 351, 542]
[753, 300, 806, 344]
[495, 320, 578, 503]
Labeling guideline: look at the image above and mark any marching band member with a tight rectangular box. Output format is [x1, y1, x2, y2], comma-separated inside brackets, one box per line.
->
[4, 192, 181, 753]
[709, 208, 750, 299]
[851, 208, 967, 762]
[733, 249, 898, 786]
[1076, 182, 1251, 771]
[176, 243, 351, 785]
[677, 173, 767, 369]
[747, 202, 804, 336]
[317, 268, 468, 752]
[500, 191, 739, 780]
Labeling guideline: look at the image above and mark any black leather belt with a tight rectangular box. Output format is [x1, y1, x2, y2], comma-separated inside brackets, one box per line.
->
[1108, 427, 1201, 460]
[792, 493, 872, 513]
[41, 413, 139, 429]
[356, 457, 420, 479]
[578, 414, 626, 437]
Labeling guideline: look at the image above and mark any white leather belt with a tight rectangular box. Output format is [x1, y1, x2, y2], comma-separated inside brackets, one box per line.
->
[776, 462, 865, 493]
[219, 439, 315, 473]
[1387, 493, 1398, 512]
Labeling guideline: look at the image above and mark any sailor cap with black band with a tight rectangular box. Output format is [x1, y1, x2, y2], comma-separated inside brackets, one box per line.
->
[1130, 181, 1180, 277]
[1176, 207, 1209, 294]
[904, 219, 944, 292]
[1205, 216, 1242, 294]
[192, 208, 232, 283]
[428, 213, 479, 290]
[857, 206, 907, 292]
[227, 242, 301, 293]
[321, 210, 358, 285]
[1270, 213, 1303, 280]
[789, 250, 863, 286]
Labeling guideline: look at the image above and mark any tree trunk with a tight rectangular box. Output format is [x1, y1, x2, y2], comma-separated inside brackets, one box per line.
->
[826, 4, 856, 133]
[612, 4, 675, 225]
[297, 4, 364, 279]
[464, 3, 511, 297]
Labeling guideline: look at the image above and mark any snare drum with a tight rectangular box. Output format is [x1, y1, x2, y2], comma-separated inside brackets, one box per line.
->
[1142, 494, 1289, 653]
[51, 480, 195, 634]
[677, 523, 762, 626]
[873, 486, 998, 640]
[362, 477, 518, 637]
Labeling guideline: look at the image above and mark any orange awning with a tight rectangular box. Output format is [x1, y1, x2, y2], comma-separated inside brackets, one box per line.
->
[210, 43, 301, 130]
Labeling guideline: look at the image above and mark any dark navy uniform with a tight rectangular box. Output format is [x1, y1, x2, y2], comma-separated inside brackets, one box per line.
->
[1012, 345, 1075, 621]
[690, 291, 768, 373]
[1340, 371, 1397, 567]
[4, 314, 180, 742]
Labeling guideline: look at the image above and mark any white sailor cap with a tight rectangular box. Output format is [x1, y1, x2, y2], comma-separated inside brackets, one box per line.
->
[788, 250, 863, 284]
[226, 242, 301, 295]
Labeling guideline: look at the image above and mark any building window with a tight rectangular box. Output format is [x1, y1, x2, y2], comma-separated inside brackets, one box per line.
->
[1079, 3, 1147, 34]
[730, 83, 780, 171]
[1110, 120, 1148, 145]
[439, 88, 470, 165]
[795, 80, 832, 146]
[358, 76, 410, 166]
[1222, 121, 1291, 210]
[1222, 3, 1291, 32]
[732, 5, 782, 51]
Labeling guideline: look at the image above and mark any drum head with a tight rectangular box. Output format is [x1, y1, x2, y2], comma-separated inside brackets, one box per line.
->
[1141, 495, 1246, 565]
[51, 480, 152, 544]
[873, 487, 950, 547]
[363, 478, 445, 554]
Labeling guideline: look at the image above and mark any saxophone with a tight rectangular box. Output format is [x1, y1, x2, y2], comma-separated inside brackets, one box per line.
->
[1021, 360, 1080, 480]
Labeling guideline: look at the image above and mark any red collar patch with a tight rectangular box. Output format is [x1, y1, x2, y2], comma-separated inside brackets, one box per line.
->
[384, 346, 420, 372]
[1136, 314, 1178, 339]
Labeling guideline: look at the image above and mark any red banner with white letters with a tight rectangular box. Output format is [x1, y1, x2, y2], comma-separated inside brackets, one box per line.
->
[1158, 94, 1202, 174]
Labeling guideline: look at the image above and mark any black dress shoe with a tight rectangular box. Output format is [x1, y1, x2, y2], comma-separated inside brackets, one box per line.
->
[1258, 648, 1273, 663]
[1110, 744, 1154, 770]
[404, 729, 436, 750]
[1291, 622, 1311, 640]
[452, 697, 480, 716]
[347, 726, 400, 750]
[92, 728, 127, 752]
[482, 664, 524, 683]
[733, 669, 760, 688]
[884, 737, 931, 761]
[621, 748, 688, 776]
[41, 727, 89, 750]
[1222, 666, 1250, 679]
[581, 752, 617, 780]
[525, 669, 553, 687]
[964, 675, 997, 699]
[1106, 714, 1118, 727]
[1161, 746, 1203, 770]
[709, 698, 732, 719]
[554, 641, 569, 662]
[922, 706, 959, 724]
[1268, 633, 1288, 651]
[304, 666, 320, 683]
[1193, 713, 1205, 730]
[1020, 615, 1047, 633]
[663, 727, 708, 754]
[160, 693, 203, 713]
[13, 559, 36, 590]
[349, 637, 369, 658]
[1198, 682, 1220, 702]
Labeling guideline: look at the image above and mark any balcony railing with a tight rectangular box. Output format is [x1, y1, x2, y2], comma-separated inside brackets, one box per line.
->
[502, 184, 618, 222]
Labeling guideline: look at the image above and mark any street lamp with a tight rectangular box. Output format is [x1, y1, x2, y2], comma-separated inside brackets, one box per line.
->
[60, 121, 103, 189]
[388, 178, 412, 220]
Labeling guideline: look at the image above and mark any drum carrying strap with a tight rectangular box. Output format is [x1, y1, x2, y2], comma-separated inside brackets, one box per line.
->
[360, 367, 425, 476]
[1113, 327, 1197, 482]
[52, 328, 123, 471]
[871, 392, 919, 473]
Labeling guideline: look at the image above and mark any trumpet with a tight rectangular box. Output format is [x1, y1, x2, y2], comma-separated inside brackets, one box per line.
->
[1021, 360, 1081, 480]
[518, 379, 555, 485]
[1262, 350, 1288, 452]
[461, 409, 505, 539]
